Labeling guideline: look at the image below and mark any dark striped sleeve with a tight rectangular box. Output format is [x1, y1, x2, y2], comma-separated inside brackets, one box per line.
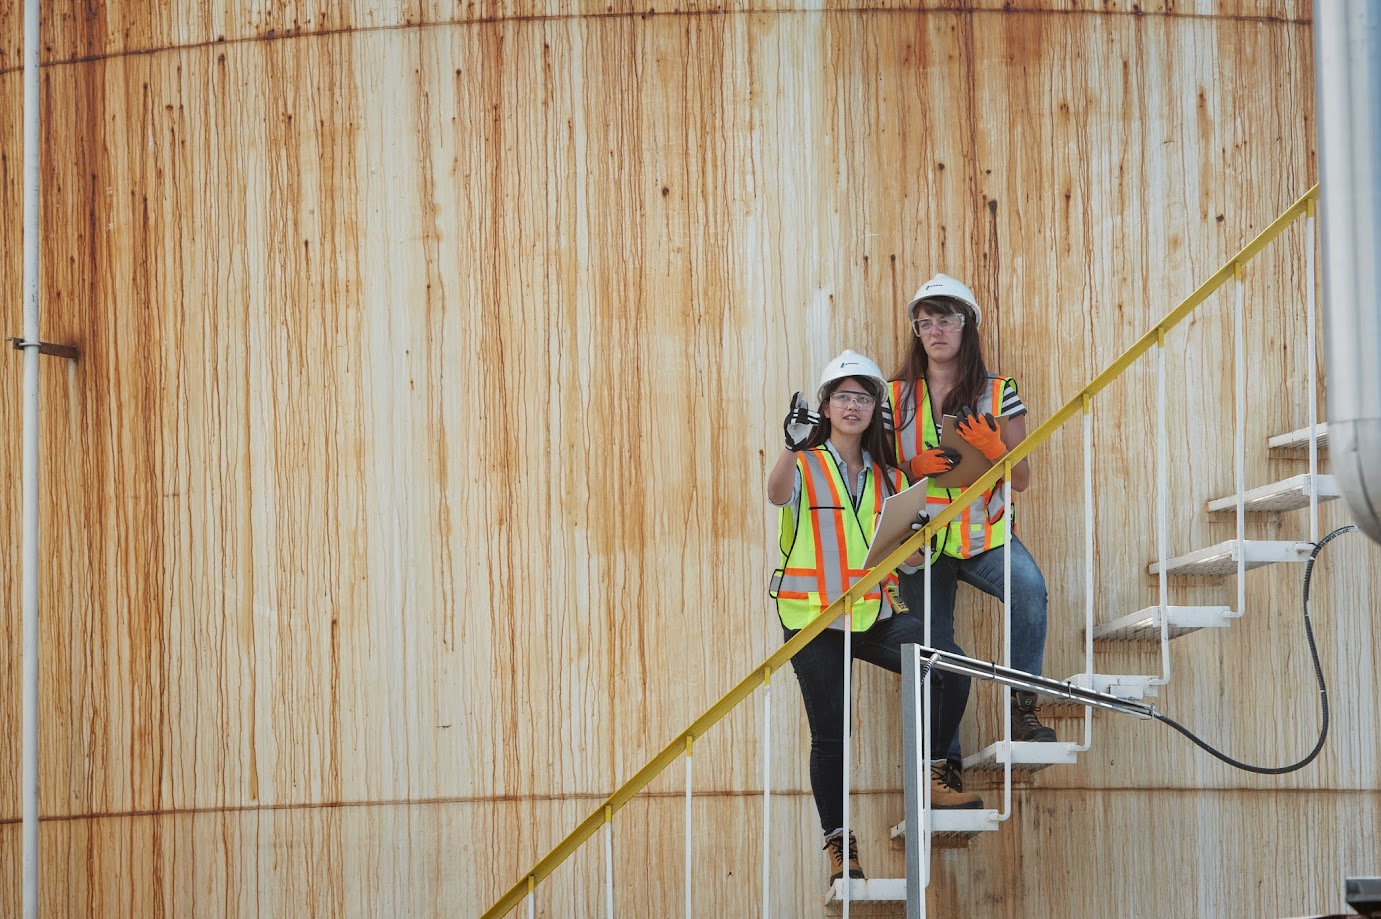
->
[999, 378, 1027, 417]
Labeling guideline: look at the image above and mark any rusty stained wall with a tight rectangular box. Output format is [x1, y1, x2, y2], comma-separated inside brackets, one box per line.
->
[0, 1, 1316, 70]
[2, 2, 1377, 918]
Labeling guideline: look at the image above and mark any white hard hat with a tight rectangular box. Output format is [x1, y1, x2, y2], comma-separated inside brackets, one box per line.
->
[818, 349, 887, 398]
[905, 273, 981, 326]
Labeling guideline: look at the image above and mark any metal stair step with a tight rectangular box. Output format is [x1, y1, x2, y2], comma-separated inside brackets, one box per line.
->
[888, 810, 1001, 850]
[962, 741, 1080, 774]
[825, 878, 906, 907]
[1040, 673, 1160, 703]
[1147, 539, 1313, 578]
[1093, 605, 1234, 642]
[1268, 423, 1329, 452]
[1207, 474, 1339, 513]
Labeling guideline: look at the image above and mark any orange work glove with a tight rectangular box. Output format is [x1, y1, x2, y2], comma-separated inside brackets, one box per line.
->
[909, 446, 962, 479]
[956, 407, 1007, 461]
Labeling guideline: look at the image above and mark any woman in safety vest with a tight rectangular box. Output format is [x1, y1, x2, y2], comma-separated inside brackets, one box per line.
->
[889, 273, 1057, 798]
[767, 349, 982, 889]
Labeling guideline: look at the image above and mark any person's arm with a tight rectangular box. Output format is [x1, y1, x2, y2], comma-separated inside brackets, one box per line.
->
[1003, 413, 1031, 492]
[767, 448, 799, 506]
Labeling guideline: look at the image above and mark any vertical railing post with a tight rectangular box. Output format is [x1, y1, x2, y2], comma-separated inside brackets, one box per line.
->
[901, 642, 931, 919]
[1078, 396, 1094, 750]
[999, 472, 1013, 820]
[1155, 328, 1171, 678]
[760, 668, 772, 919]
[1306, 204, 1320, 544]
[604, 806, 615, 919]
[683, 735, 693, 919]
[1234, 264, 1247, 618]
[841, 597, 853, 917]
[526, 876, 536, 919]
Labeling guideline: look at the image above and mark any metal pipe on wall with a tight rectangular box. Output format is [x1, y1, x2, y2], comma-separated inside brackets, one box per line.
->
[1315, 0, 1381, 546]
[20, 0, 43, 916]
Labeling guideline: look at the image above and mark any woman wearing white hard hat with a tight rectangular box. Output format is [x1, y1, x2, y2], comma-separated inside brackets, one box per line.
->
[767, 349, 981, 889]
[888, 273, 1057, 797]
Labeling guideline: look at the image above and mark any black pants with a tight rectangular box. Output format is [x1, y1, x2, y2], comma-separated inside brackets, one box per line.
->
[786, 614, 970, 834]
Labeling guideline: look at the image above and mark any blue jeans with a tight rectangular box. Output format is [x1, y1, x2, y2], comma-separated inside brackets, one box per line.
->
[897, 536, 1049, 762]
[786, 614, 969, 834]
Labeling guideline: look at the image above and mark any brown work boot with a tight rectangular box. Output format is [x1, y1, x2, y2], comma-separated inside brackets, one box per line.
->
[823, 830, 864, 883]
[929, 762, 983, 809]
[939, 758, 964, 793]
[1012, 691, 1058, 743]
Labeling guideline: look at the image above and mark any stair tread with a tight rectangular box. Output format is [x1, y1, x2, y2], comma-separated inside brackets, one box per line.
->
[1093, 605, 1233, 642]
[1268, 423, 1330, 451]
[888, 809, 1001, 846]
[1040, 673, 1159, 707]
[826, 878, 907, 903]
[1207, 474, 1339, 513]
[963, 740, 1080, 773]
[1147, 539, 1313, 578]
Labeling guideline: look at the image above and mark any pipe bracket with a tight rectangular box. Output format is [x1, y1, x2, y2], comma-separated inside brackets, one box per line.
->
[9, 338, 79, 360]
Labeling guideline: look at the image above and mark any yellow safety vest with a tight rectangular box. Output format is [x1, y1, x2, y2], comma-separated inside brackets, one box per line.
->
[770, 447, 907, 632]
[888, 376, 1014, 559]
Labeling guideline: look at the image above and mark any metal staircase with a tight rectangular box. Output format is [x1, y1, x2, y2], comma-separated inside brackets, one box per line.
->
[482, 188, 1325, 919]
[849, 420, 1333, 916]
[832, 208, 1329, 914]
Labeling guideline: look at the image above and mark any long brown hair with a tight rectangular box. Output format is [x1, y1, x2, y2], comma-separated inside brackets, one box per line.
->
[891, 296, 990, 427]
[803, 376, 902, 491]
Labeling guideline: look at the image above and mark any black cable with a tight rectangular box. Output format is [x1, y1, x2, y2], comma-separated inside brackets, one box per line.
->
[1150, 525, 1358, 775]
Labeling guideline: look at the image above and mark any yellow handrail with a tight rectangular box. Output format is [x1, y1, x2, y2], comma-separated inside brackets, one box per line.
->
[481, 184, 1320, 919]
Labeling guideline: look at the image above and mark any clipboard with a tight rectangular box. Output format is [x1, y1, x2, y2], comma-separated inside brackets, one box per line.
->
[930, 414, 1010, 489]
[863, 480, 930, 569]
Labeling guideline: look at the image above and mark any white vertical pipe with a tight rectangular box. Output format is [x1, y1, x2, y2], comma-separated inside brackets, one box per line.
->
[604, 813, 614, 919]
[841, 612, 852, 918]
[1313, 0, 1381, 545]
[526, 878, 536, 919]
[21, 1, 43, 916]
[683, 740, 693, 919]
[1306, 211, 1320, 544]
[761, 676, 772, 919]
[1155, 334, 1171, 678]
[1234, 271, 1247, 618]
